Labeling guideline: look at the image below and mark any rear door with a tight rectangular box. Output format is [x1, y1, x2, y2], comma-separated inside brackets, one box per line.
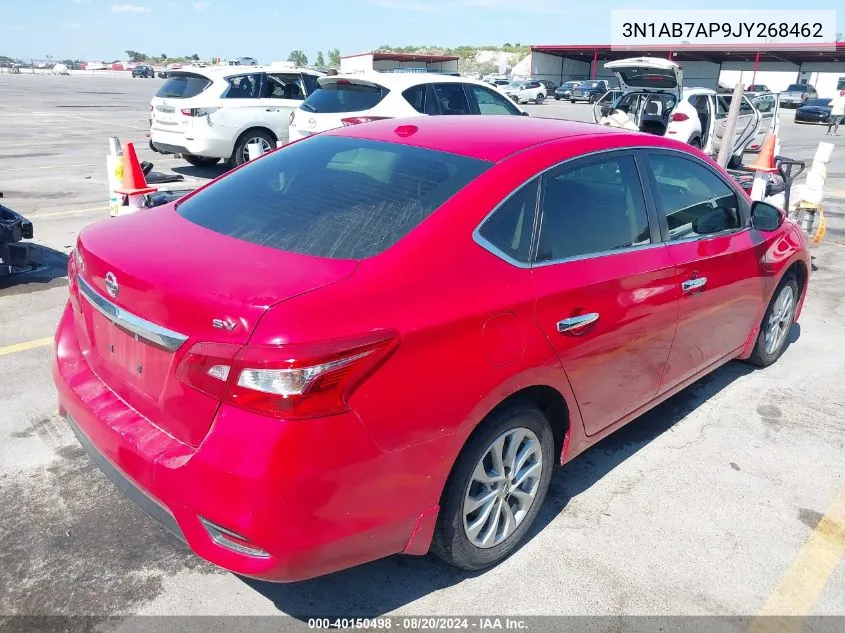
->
[260, 72, 309, 143]
[641, 150, 765, 392]
[211, 72, 265, 139]
[531, 151, 678, 435]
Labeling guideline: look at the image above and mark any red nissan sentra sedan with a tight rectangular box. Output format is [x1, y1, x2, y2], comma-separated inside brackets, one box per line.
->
[53, 116, 809, 581]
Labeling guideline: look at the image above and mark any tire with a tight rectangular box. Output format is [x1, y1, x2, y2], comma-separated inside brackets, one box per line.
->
[230, 130, 275, 167]
[747, 273, 799, 367]
[588, 94, 596, 104]
[535, 93, 545, 105]
[570, 99, 576, 104]
[430, 403, 554, 571]
[727, 154, 742, 169]
[689, 137, 702, 150]
[183, 155, 220, 168]
[555, 96, 560, 101]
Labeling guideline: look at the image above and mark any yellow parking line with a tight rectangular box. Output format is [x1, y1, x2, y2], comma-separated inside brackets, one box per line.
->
[26, 206, 107, 219]
[0, 337, 53, 357]
[748, 488, 845, 633]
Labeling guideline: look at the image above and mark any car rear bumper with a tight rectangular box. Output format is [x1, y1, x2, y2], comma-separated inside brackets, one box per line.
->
[52, 301, 437, 582]
[150, 129, 233, 159]
[794, 114, 831, 124]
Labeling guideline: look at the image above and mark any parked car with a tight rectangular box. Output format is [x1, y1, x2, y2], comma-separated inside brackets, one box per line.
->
[488, 78, 510, 87]
[535, 79, 557, 93]
[554, 80, 582, 100]
[794, 97, 833, 124]
[149, 66, 324, 167]
[502, 79, 546, 104]
[54, 115, 809, 582]
[132, 65, 155, 78]
[750, 92, 776, 113]
[570, 80, 611, 103]
[779, 83, 817, 108]
[595, 57, 764, 168]
[746, 84, 770, 95]
[289, 73, 527, 142]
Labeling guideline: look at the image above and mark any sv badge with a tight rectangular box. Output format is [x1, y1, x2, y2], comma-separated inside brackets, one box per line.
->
[212, 318, 237, 332]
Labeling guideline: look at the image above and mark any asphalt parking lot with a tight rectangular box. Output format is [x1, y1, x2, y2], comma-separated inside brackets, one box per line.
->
[1, 74, 844, 623]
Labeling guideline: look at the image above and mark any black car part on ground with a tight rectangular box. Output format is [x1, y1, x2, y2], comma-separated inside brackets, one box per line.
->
[144, 189, 193, 208]
[0, 196, 42, 278]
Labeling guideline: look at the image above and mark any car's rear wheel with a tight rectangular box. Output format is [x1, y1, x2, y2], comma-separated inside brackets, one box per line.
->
[535, 93, 545, 105]
[689, 137, 702, 150]
[430, 403, 554, 570]
[230, 130, 275, 167]
[748, 272, 799, 367]
[570, 99, 576, 104]
[183, 155, 220, 168]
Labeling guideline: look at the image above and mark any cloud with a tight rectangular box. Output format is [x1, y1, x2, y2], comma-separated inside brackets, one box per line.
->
[111, 3, 151, 12]
[62, 22, 82, 29]
[193, 1, 210, 9]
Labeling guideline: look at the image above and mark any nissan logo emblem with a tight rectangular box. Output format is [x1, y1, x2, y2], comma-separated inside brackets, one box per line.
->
[104, 272, 119, 298]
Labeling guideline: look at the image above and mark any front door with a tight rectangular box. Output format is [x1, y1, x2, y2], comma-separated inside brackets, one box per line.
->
[531, 151, 679, 435]
[641, 150, 766, 392]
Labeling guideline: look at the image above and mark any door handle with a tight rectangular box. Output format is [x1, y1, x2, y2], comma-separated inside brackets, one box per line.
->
[682, 277, 707, 293]
[557, 313, 599, 333]
[265, 108, 279, 112]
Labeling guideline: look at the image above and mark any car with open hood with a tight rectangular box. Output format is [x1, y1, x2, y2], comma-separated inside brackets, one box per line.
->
[594, 57, 766, 168]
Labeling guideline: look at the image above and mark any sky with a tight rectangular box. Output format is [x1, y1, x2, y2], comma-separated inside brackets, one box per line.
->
[3, 1, 844, 63]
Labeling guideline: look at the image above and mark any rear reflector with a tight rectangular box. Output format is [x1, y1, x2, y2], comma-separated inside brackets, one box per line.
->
[199, 517, 270, 558]
[670, 112, 689, 122]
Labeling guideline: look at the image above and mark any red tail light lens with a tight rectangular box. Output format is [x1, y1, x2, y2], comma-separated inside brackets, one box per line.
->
[340, 116, 391, 126]
[671, 112, 689, 122]
[176, 331, 398, 419]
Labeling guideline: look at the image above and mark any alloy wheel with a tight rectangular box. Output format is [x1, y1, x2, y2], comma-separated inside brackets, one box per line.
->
[240, 137, 272, 163]
[462, 427, 543, 549]
[764, 285, 795, 355]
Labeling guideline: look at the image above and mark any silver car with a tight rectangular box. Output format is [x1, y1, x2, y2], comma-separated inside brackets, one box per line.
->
[778, 83, 817, 108]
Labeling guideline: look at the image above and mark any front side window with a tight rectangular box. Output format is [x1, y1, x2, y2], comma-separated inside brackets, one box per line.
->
[176, 136, 491, 260]
[477, 179, 539, 264]
[469, 85, 521, 115]
[224, 73, 261, 99]
[536, 155, 651, 263]
[647, 153, 742, 241]
[263, 73, 306, 100]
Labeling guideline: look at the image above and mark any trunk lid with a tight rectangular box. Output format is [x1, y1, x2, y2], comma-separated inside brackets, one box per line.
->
[605, 57, 683, 101]
[72, 205, 357, 446]
[150, 71, 216, 134]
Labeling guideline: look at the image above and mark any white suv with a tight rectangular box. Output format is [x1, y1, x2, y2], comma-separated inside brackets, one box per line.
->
[501, 79, 546, 104]
[149, 66, 323, 167]
[288, 73, 527, 142]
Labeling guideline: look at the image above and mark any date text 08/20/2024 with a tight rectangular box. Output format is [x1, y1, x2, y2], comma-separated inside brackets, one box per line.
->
[307, 618, 528, 630]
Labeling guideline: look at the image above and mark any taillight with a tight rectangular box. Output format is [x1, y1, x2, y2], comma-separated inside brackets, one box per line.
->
[176, 331, 398, 419]
[340, 116, 391, 126]
[671, 112, 689, 122]
[181, 107, 217, 117]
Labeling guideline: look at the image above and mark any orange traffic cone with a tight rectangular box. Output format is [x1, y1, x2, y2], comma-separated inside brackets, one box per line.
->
[748, 134, 778, 173]
[115, 142, 157, 197]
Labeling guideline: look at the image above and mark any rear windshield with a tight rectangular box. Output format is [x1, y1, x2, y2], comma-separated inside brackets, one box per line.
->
[155, 73, 212, 99]
[301, 83, 389, 114]
[176, 136, 491, 259]
[805, 98, 832, 107]
[617, 68, 676, 89]
[786, 84, 808, 92]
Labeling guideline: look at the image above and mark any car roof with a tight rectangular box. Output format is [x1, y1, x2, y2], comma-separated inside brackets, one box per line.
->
[326, 72, 500, 89]
[323, 115, 648, 162]
[170, 65, 323, 79]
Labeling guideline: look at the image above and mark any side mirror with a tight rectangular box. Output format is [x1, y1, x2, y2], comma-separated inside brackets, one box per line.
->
[751, 200, 784, 231]
[692, 208, 729, 235]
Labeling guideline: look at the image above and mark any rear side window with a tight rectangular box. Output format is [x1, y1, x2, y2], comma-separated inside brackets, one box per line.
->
[536, 155, 651, 262]
[176, 136, 491, 260]
[301, 82, 388, 113]
[224, 74, 261, 99]
[403, 84, 440, 115]
[616, 68, 676, 89]
[154, 73, 211, 99]
[477, 179, 539, 264]
[431, 83, 471, 115]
